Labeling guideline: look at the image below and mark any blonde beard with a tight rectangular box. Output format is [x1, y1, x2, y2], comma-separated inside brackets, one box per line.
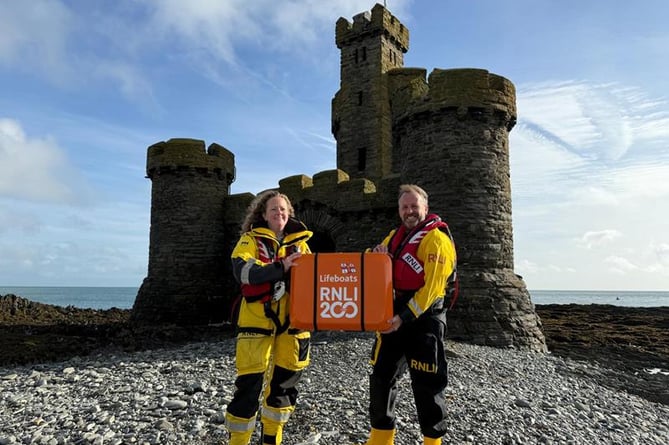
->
[402, 216, 422, 229]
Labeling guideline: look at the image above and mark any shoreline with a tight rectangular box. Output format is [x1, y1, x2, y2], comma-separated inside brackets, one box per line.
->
[2, 288, 667, 313]
[1, 295, 667, 405]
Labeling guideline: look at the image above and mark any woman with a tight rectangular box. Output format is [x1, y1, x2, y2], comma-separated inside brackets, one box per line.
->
[225, 190, 313, 445]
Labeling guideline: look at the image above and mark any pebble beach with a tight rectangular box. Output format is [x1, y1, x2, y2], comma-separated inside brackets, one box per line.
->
[1, 332, 668, 445]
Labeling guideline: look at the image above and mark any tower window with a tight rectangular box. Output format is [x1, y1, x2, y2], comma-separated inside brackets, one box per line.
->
[354, 48, 358, 64]
[362, 47, 367, 61]
[358, 147, 367, 171]
[357, 91, 363, 105]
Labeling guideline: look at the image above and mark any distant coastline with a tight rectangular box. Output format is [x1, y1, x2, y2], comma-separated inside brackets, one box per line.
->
[0, 287, 668, 310]
[529, 289, 669, 307]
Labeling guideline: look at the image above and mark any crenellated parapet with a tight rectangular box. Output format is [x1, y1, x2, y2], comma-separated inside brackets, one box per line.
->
[276, 169, 396, 212]
[336, 3, 409, 52]
[146, 138, 235, 187]
[388, 68, 517, 130]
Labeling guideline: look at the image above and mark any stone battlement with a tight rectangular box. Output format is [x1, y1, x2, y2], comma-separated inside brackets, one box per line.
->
[336, 3, 408, 52]
[278, 169, 402, 211]
[387, 68, 517, 125]
[146, 138, 235, 182]
[222, 169, 401, 226]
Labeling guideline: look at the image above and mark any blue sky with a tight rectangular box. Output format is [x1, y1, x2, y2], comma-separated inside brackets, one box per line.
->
[1, 0, 667, 291]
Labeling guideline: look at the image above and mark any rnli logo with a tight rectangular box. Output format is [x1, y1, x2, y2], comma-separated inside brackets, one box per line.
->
[401, 252, 423, 274]
[319, 262, 360, 319]
[319, 286, 359, 319]
[410, 359, 437, 373]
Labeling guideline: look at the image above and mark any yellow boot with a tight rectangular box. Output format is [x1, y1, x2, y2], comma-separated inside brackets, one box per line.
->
[262, 420, 283, 444]
[228, 430, 253, 445]
[363, 428, 395, 445]
[226, 413, 254, 445]
[424, 437, 442, 445]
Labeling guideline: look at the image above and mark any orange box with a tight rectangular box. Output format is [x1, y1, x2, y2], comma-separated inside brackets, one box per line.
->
[289, 252, 393, 331]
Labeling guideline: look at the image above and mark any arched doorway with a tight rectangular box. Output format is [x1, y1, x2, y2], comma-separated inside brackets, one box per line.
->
[296, 204, 345, 254]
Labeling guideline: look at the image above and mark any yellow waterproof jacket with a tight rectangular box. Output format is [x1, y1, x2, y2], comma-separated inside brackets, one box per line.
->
[231, 218, 312, 333]
[380, 223, 456, 322]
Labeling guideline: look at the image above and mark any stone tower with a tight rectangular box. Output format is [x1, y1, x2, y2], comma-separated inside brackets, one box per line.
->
[132, 139, 235, 324]
[332, 3, 408, 183]
[388, 68, 545, 350]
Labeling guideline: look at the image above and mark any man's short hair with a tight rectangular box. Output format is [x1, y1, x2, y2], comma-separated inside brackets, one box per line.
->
[398, 184, 428, 205]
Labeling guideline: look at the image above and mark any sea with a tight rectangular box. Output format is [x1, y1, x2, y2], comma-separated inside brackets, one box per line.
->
[0, 287, 668, 310]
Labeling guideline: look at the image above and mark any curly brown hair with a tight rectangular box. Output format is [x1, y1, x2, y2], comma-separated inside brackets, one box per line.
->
[240, 190, 295, 234]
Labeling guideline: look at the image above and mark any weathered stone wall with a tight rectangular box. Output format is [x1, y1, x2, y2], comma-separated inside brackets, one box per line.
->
[133, 139, 235, 324]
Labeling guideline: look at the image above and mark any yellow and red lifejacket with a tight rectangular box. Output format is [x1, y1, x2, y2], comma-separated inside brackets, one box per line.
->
[238, 223, 311, 303]
[388, 214, 459, 309]
[239, 236, 278, 303]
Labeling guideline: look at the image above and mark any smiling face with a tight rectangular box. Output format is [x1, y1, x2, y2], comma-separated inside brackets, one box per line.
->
[399, 191, 428, 229]
[263, 196, 290, 236]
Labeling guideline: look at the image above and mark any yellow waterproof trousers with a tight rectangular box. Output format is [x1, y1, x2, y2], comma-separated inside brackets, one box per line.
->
[225, 298, 310, 445]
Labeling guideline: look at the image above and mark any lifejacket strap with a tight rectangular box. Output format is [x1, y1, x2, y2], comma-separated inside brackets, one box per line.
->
[237, 326, 274, 336]
[263, 301, 290, 335]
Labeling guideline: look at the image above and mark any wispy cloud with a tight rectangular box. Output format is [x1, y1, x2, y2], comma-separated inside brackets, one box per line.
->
[285, 128, 336, 153]
[517, 80, 669, 161]
[0, 1, 411, 111]
[511, 80, 669, 290]
[143, 0, 411, 59]
[513, 80, 669, 204]
[0, 118, 93, 204]
[139, 0, 411, 97]
[604, 255, 639, 274]
[577, 230, 622, 249]
[656, 243, 669, 264]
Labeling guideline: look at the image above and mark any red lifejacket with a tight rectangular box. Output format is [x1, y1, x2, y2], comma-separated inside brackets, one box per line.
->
[240, 237, 278, 303]
[388, 214, 450, 292]
[240, 234, 305, 303]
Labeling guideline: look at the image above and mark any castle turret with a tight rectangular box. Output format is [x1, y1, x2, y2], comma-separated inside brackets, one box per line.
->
[332, 3, 408, 182]
[388, 68, 546, 351]
[132, 138, 235, 325]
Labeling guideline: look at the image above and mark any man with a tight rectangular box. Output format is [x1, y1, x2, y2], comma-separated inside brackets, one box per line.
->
[362, 184, 457, 445]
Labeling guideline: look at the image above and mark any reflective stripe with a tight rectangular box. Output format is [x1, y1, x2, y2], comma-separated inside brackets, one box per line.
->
[241, 258, 255, 284]
[225, 415, 256, 433]
[370, 332, 383, 365]
[408, 297, 424, 317]
[261, 406, 292, 423]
